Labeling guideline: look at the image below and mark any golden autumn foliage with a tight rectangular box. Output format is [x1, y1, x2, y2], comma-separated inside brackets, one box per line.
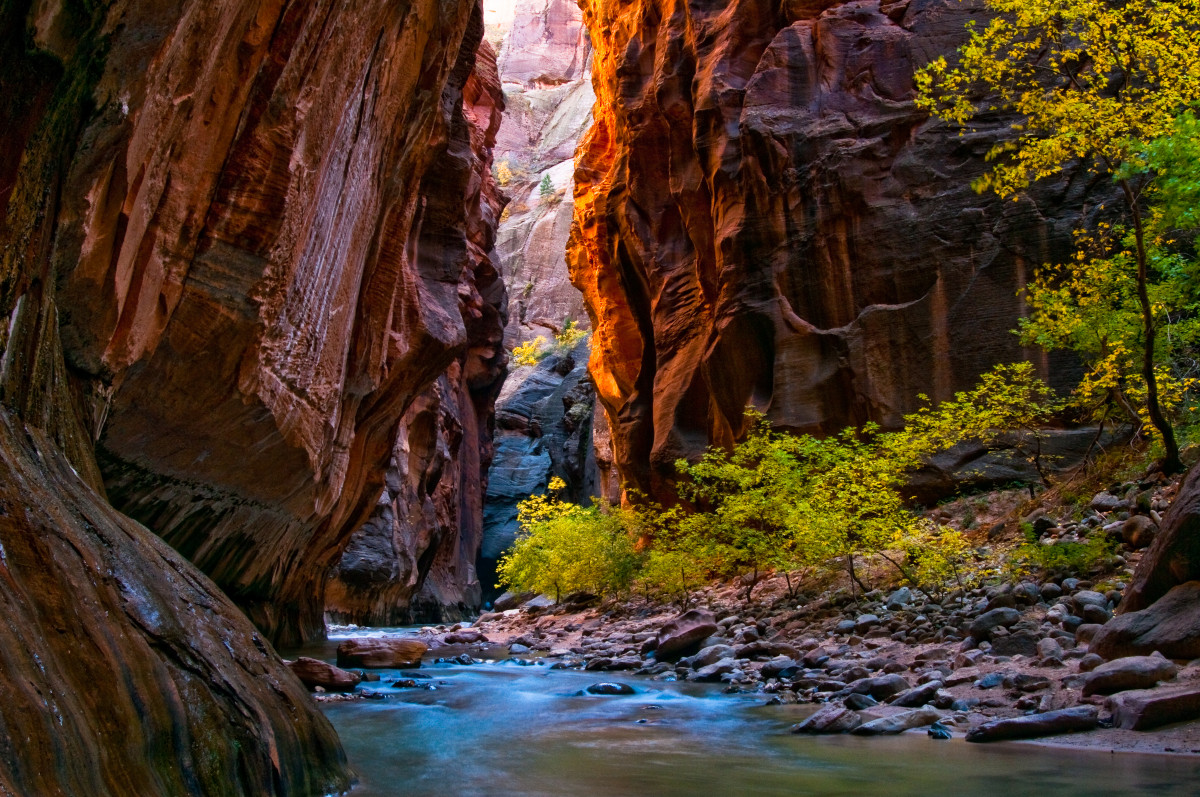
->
[916, 0, 1200, 472]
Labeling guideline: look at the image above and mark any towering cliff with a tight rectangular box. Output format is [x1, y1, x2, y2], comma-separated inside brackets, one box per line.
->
[0, 0, 504, 648]
[570, 0, 1095, 502]
[325, 41, 508, 627]
[1, 0, 498, 789]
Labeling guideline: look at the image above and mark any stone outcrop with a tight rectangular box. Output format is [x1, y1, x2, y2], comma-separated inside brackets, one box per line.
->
[325, 39, 508, 627]
[1122, 465, 1200, 613]
[0, 408, 348, 795]
[0, 0, 505, 647]
[570, 0, 1100, 501]
[1108, 685, 1200, 731]
[1091, 581, 1200, 661]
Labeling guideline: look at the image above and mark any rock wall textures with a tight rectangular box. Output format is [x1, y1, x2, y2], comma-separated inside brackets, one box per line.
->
[0, 408, 349, 795]
[478, 0, 618, 597]
[570, 0, 1095, 502]
[1122, 464, 1200, 614]
[493, 0, 595, 348]
[483, 342, 600, 598]
[1, 0, 499, 787]
[326, 42, 508, 625]
[0, 0, 504, 648]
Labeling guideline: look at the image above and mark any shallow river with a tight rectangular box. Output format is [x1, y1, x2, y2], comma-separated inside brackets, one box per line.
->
[295, 629, 1200, 797]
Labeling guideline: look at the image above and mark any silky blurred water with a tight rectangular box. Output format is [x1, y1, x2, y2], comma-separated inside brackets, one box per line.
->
[297, 628, 1200, 797]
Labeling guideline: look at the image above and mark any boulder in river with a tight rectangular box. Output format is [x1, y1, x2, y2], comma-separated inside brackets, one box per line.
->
[337, 638, 428, 668]
[965, 706, 1100, 743]
[655, 610, 718, 661]
[1090, 581, 1200, 660]
[851, 708, 942, 736]
[1107, 685, 1200, 730]
[690, 658, 738, 682]
[790, 704, 862, 734]
[287, 657, 362, 693]
[1080, 655, 1178, 696]
[586, 683, 636, 696]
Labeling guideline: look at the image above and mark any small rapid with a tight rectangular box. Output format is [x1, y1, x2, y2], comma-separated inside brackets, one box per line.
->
[291, 628, 1200, 797]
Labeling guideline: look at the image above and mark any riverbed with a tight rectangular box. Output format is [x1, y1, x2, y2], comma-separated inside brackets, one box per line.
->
[297, 629, 1200, 796]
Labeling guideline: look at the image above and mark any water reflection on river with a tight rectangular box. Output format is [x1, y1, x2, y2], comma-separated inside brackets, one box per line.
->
[300, 630, 1200, 797]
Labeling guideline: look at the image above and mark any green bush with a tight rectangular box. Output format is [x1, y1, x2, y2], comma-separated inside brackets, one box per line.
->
[497, 478, 642, 601]
[1013, 526, 1116, 575]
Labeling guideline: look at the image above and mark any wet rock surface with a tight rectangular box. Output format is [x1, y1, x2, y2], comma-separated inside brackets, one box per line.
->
[288, 658, 363, 694]
[337, 639, 430, 669]
[0, 410, 349, 794]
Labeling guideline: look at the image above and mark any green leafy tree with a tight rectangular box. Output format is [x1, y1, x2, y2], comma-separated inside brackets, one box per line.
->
[497, 478, 641, 602]
[673, 363, 1058, 597]
[539, 173, 554, 200]
[916, 0, 1200, 473]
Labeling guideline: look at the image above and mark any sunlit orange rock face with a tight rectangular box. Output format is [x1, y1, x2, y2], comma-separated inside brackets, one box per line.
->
[2, 0, 500, 651]
[571, 0, 1091, 501]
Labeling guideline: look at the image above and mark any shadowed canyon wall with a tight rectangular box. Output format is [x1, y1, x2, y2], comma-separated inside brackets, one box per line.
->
[0, 0, 499, 789]
[325, 41, 508, 626]
[570, 0, 1097, 502]
[0, 0, 504, 648]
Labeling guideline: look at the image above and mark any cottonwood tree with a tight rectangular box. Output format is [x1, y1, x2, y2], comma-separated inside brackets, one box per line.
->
[916, 0, 1200, 473]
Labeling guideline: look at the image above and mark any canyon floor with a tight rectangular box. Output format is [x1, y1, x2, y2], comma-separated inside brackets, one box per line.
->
[302, 462, 1200, 762]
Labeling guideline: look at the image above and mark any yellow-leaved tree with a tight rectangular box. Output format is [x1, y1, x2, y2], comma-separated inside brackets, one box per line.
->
[916, 0, 1200, 473]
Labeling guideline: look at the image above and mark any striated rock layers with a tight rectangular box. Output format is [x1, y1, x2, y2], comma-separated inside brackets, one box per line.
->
[0, 408, 349, 794]
[324, 40, 508, 627]
[493, 0, 595, 347]
[570, 0, 1098, 501]
[478, 0, 616, 597]
[0, 0, 505, 647]
[1, 0, 497, 787]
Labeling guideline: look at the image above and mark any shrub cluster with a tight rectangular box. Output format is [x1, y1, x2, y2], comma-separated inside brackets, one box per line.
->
[498, 363, 1059, 605]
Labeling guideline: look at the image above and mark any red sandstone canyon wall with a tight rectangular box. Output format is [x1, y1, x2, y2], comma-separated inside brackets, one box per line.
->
[325, 40, 509, 626]
[0, 0, 497, 788]
[0, 0, 504, 648]
[570, 0, 1097, 501]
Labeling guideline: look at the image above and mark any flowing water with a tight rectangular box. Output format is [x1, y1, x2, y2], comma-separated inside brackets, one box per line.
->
[296, 628, 1200, 797]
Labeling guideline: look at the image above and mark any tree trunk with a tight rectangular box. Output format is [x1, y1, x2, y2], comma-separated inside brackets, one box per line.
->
[846, 553, 869, 595]
[1121, 179, 1183, 474]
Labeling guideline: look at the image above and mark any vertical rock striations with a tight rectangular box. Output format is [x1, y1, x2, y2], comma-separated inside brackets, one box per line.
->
[0, 408, 349, 795]
[0, 0, 501, 788]
[325, 40, 509, 627]
[570, 0, 1098, 501]
[0, 0, 504, 647]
